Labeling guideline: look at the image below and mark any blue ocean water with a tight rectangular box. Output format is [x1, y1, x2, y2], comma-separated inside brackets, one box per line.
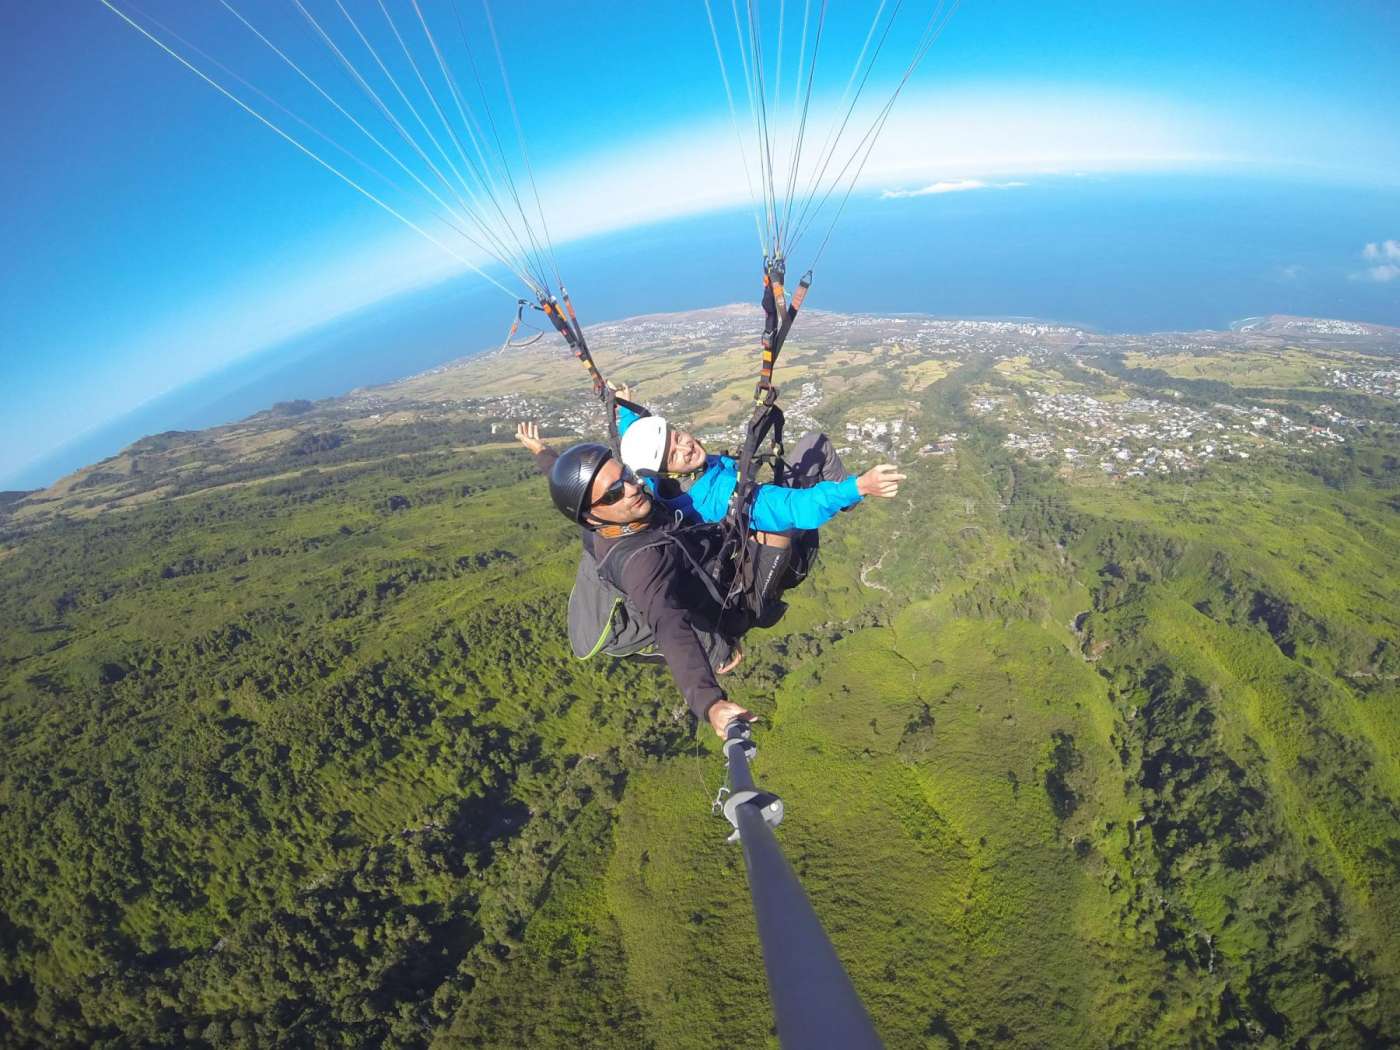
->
[552, 172, 1400, 333]
[15, 173, 1400, 489]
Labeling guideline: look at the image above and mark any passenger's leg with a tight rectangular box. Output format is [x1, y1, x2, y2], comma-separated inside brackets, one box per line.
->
[773, 434, 845, 590]
[748, 533, 793, 627]
[783, 432, 849, 488]
[753, 539, 793, 601]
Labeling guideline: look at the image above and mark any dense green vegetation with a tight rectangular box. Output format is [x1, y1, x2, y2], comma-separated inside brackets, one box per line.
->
[1, 336, 1397, 1047]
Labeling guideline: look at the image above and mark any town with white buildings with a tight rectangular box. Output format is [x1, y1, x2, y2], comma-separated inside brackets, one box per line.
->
[975, 391, 1353, 478]
[342, 306, 1395, 485]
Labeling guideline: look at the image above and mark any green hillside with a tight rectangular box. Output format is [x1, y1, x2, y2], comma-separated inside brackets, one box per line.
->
[1, 312, 1397, 1047]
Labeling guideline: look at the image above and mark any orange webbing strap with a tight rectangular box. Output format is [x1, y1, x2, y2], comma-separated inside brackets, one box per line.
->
[758, 333, 778, 394]
[755, 267, 812, 402]
[562, 287, 588, 350]
[789, 274, 811, 313]
[756, 261, 782, 399]
[774, 269, 812, 357]
[541, 296, 607, 395]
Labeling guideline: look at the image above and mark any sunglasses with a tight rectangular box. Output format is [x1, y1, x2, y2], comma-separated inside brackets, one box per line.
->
[591, 466, 642, 508]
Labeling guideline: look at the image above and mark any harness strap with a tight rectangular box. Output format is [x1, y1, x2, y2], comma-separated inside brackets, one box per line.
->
[541, 294, 607, 396]
[758, 261, 782, 395]
[596, 532, 671, 588]
[538, 290, 629, 452]
[614, 395, 651, 419]
[597, 527, 729, 610]
[715, 260, 813, 613]
[756, 263, 812, 400]
[562, 287, 589, 353]
[603, 385, 621, 454]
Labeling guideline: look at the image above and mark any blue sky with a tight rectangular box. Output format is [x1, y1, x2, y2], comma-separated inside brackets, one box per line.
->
[3, 0, 1399, 488]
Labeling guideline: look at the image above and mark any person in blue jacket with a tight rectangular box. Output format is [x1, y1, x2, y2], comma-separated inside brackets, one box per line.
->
[611, 387, 905, 619]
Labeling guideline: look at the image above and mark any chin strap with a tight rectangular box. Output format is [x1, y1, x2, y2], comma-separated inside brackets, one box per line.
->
[638, 465, 705, 483]
[594, 520, 652, 539]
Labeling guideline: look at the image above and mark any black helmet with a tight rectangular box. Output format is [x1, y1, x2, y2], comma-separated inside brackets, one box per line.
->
[549, 443, 613, 524]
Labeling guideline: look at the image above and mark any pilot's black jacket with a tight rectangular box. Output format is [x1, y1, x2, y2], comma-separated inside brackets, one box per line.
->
[534, 447, 733, 721]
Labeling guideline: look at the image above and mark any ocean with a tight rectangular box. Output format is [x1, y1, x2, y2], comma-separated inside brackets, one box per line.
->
[14, 172, 1399, 489]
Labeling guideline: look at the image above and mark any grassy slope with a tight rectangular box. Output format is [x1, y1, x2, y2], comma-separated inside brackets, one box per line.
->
[592, 360, 1400, 1048]
[1073, 474, 1400, 976]
[437, 357, 1398, 1048]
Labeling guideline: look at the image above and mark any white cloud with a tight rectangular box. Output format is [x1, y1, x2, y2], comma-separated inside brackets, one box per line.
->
[1355, 240, 1400, 282]
[880, 178, 1028, 199]
[1362, 240, 1400, 262]
[521, 87, 1214, 246]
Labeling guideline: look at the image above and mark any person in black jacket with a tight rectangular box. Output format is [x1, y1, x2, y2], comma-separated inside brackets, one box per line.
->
[520, 427, 756, 738]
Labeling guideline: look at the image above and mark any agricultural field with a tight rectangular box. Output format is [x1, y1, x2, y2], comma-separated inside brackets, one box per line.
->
[1121, 346, 1333, 389]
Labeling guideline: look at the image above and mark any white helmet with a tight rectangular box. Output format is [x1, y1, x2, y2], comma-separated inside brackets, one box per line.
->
[620, 415, 669, 475]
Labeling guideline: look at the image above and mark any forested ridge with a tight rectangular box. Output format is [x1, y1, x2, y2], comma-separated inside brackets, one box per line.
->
[2, 325, 1398, 1047]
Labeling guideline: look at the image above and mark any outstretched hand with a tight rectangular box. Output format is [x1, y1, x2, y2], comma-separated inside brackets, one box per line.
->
[707, 699, 758, 739]
[515, 421, 546, 455]
[608, 381, 632, 402]
[857, 463, 906, 498]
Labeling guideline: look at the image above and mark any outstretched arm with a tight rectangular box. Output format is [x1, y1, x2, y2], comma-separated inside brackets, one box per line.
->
[749, 475, 861, 531]
[748, 463, 905, 531]
[516, 421, 558, 474]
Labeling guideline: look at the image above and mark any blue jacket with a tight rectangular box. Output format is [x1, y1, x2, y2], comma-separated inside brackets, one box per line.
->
[618, 405, 862, 532]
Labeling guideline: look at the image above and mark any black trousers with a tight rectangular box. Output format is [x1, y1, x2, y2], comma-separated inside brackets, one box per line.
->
[747, 432, 847, 612]
[780, 432, 850, 490]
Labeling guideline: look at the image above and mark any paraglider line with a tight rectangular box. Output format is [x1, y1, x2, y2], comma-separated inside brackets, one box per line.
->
[94, 0, 518, 299]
